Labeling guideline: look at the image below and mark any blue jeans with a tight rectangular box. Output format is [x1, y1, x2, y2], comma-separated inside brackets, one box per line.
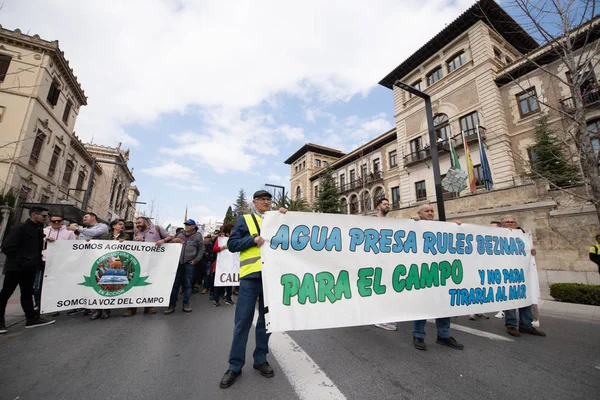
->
[412, 317, 451, 339]
[33, 268, 44, 310]
[228, 278, 270, 372]
[505, 305, 533, 329]
[203, 260, 212, 290]
[169, 262, 195, 307]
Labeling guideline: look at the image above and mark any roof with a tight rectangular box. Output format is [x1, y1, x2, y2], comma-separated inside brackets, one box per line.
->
[495, 15, 600, 86]
[378, 0, 539, 89]
[284, 143, 345, 165]
[309, 128, 397, 182]
[0, 25, 87, 105]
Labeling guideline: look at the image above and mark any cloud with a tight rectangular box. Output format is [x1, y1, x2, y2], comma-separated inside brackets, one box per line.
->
[309, 112, 394, 151]
[166, 182, 209, 192]
[141, 161, 195, 180]
[2, 0, 474, 148]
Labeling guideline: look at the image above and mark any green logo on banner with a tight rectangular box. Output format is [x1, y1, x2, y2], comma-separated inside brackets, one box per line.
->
[79, 251, 150, 297]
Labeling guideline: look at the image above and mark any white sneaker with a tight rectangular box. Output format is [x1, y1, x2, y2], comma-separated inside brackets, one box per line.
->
[375, 322, 397, 331]
[494, 311, 504, 319]
[532, 319, 540, 328]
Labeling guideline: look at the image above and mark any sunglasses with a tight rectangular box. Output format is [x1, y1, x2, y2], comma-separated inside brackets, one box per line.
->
[51, 220, 63, 223]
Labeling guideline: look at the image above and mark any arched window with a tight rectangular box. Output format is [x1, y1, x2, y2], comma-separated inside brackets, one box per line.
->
[340, 198, 348, 214]
[349, 195, 359, 214]
[373, 187, 385, 204]
[361, 191, 371, 211]
[434, 114, 450, 141]
[296, 186, 302, 200]
[587, 119, 600, 163]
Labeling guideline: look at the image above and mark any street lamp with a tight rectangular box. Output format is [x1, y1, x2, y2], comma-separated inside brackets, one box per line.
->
[265, 184, 285, 201]
[393, 80, 446, 221]
[81, 158, 129, 211]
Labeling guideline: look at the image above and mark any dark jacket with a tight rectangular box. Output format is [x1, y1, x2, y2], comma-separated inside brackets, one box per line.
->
[1, 219, 45, 272]
[228, 213, 261, 279]
[100, 231, 130, 241]
[175, 231, 205, 264]
[201, 239, 215, 262]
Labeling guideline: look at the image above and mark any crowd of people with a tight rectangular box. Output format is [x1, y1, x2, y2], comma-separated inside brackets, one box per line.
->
[0, 210, 236, 332]
[0, 189, 552, 391]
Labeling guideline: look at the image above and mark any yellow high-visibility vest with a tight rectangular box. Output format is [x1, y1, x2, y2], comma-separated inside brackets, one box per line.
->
[589, 244, 600, 255]
[239, 213, 262, 278]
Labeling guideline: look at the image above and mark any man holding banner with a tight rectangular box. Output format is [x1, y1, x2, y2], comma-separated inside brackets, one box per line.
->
[412, 204, 464, 351]
[220, 190, 287, 389]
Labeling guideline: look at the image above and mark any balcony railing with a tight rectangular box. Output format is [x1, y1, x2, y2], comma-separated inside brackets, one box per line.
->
[339, 171, 384, 194]
[403, 127, 486, 167]
[560, 89, 600, 113]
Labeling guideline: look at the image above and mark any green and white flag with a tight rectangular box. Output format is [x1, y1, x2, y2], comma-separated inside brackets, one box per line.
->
[450, 139, 461, 169]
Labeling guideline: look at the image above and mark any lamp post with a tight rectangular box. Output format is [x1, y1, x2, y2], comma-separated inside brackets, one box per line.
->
[393, 80, 446, 221]
[265, 184, 285, 202]
[81, 158, 129, 211]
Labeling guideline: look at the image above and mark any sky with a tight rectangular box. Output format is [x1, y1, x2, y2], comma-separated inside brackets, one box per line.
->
[2, 0, 479, 227]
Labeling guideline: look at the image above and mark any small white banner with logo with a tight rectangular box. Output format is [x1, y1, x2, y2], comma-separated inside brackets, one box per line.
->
[261, 211, 539, 333]
[41, 241, 182, 313]
[214, 236, 240, 287]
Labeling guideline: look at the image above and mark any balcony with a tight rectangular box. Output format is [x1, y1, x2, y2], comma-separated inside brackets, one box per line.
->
[339, 171, 384, 194]
[560, 89, 600, 113]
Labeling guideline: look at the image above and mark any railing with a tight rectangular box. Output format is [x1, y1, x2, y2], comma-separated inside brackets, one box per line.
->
[403, 127, 486, 167]
[560, 90, 600, 112]
[339, 171, 384, 194]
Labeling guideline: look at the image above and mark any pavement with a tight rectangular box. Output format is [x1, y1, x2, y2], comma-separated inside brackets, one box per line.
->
[1, 288, 600, 400]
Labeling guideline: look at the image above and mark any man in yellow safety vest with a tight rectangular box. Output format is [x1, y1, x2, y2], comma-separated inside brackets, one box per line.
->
[220, 190, 287, 389]
[589, 235, 600, 275]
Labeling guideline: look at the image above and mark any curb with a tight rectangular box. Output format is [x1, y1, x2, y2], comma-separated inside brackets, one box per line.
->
[538, 299, 600, 322]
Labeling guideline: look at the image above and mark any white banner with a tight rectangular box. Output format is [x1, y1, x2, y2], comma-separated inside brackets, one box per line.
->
[41, 241, 182, 313]
[261, 211, 538, 333]
[214, 236, 240, 287]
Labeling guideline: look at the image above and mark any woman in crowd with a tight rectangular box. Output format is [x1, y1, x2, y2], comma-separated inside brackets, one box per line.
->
[90, 219, 129, 320]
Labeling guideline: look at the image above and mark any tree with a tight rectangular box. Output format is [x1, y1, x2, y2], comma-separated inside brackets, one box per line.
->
[271, 194, 312, 212]
[529, 116, 579, 187]
[483, 0, 600, 221]
[223, 206, 236, 225]
[314, 167, 342, 213]
[233, 189, 250, 219]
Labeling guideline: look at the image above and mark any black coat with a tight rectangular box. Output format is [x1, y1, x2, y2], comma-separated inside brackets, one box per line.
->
[2, 219, 45, 272]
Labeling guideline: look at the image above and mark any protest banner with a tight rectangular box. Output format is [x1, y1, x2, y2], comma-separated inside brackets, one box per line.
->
[41, 241, 182, 313]
[261, 211, 539, 333]
[214, 236, 240, 287]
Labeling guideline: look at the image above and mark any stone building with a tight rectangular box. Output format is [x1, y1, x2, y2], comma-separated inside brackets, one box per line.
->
[84, 143, 136, 222]
[286, 0, 600, 286]
[0, 25, 91, 207]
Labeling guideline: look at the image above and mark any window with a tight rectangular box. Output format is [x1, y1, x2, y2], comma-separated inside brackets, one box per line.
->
[315, 159, 321, 167]
[314, 185, 319, 198]
[415, 181, 427, 201]
[48, 145, 62, 177]
[76, 170, 86, 190]
[505, 56, 513, 64]
[473, 165, 485, 187]
[62, 100, 72, 124]
[410, 137, 422, 154]
[391, 186, 400, 205]
[361, 191, 371, 211]
[339, 174, 345, 188]
[389, 150, 397, 167]
[109, 179, 118, 205]
[412, 80, 423, 91]
[349, 195, 359, 214]
[0, 53, 11, 82]
[350, 169, 356, 183]
[447, 52, 466, 73]
[295, 165, 298, 173]
[374, 187, 385, 203]
[527, 148, 539, 163]
[340, 198, 348, 214]
[303, 161, 306, 169]
[516, 88, 539, 118]
[459, 111, 479, 134]
[62, 160, 74, 187]
[29, 130, 46, 166]
[427, 66, 443, 86]
[323, 161, 329, 167]
[373, 158, 380, 173]
[40, 194, 50, 203]
[361, 164, 367, 178]
[433, 114, 450, 141]
[47, 79, 60, 106]
[493, 47, 502, 60]
[296, 186, 302, 200]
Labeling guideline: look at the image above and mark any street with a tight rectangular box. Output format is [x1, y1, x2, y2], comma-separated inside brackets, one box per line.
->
[1, 293, 599, 400]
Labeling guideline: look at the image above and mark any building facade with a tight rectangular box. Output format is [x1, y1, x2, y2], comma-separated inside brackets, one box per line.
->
[287, 0, 600, 277]
[0, 25, 91, 208]
[84, 143, 136, 222]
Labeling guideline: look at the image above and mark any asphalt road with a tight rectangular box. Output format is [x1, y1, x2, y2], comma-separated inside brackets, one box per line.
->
[1, 292, 599, 400]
